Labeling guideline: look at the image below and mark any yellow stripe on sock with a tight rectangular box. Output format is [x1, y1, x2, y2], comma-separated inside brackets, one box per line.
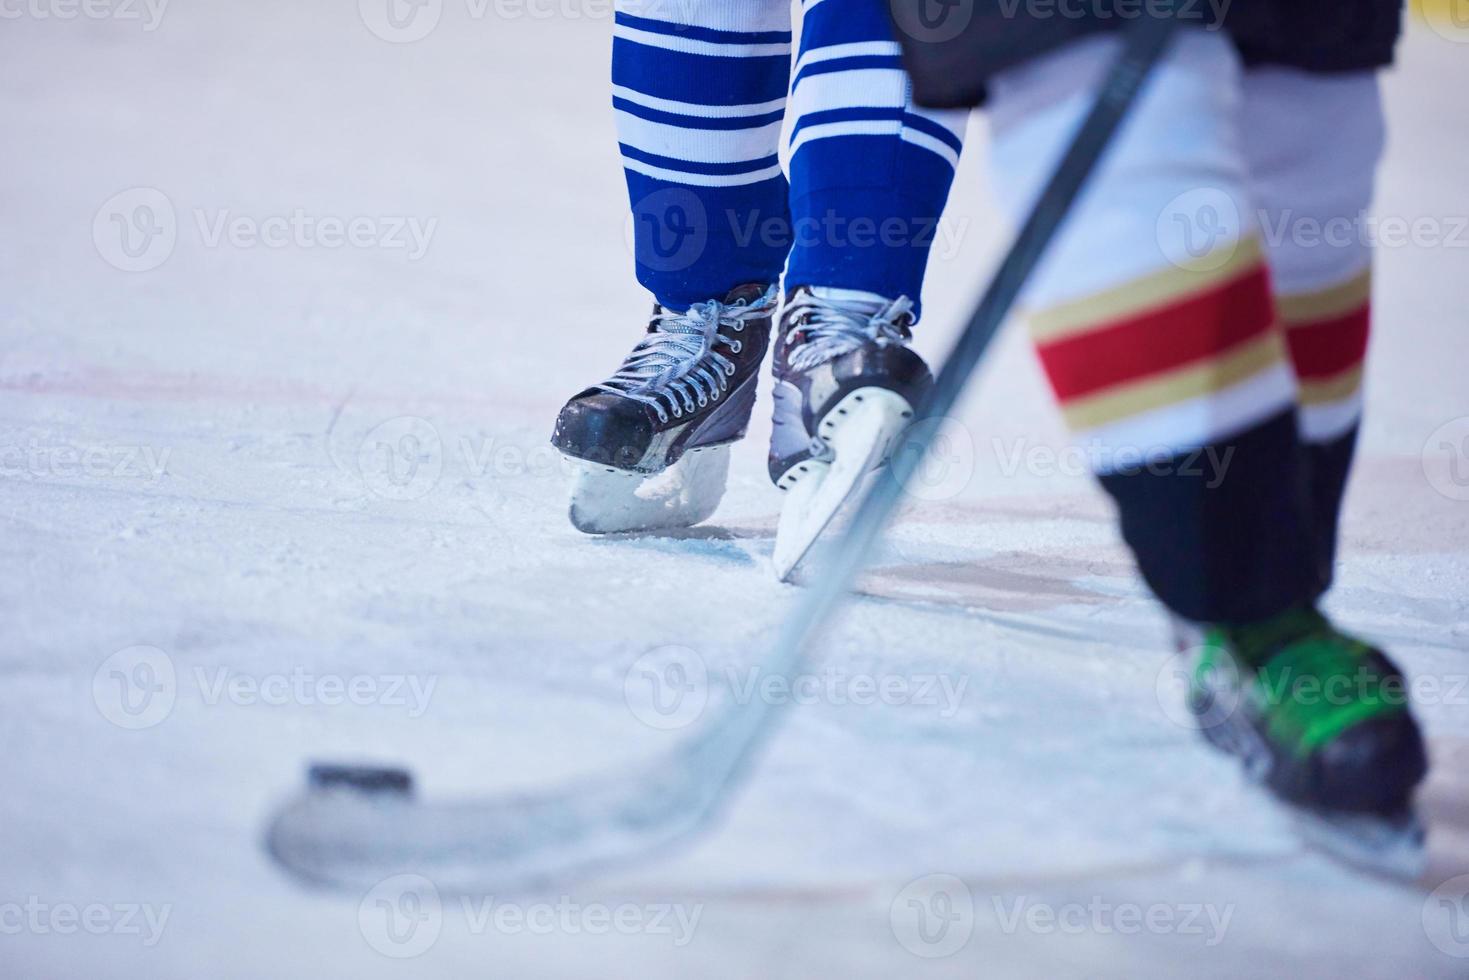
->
[1029, 238, 1264, 345]
[1298, 365, 1365, 406]
[1277, 269, 1372, 325]
[1062, 329, 1288, 431]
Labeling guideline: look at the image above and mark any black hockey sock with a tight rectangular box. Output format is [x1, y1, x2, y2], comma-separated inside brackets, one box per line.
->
[1097, 409, 1321, 625]
[1301, 424, 1360, 598]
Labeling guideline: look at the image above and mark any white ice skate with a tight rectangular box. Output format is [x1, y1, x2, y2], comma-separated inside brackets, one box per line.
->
[768, 288, 929, 581]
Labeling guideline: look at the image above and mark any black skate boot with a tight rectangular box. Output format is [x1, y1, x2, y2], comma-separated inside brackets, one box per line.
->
[552, 283, 776, 533]
[768, 286, 932, 579]
[1186, 604, 1429, 873]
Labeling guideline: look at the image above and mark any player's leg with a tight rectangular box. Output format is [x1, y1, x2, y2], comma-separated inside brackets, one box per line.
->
[769, 0, 968, 576]
[552, 1, 792, 532]
[782, 0, 966, 312]
[991, 30, 1310, 622]
[612, 1, 793, 309]
[1240, 68, 1383, 596]
[986, 30, 1423, 815]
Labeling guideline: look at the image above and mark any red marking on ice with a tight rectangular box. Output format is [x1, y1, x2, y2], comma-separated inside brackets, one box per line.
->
[0, 365, 503, 413]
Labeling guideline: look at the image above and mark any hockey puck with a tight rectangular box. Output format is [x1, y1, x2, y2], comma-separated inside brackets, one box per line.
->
[307, 762, 414, 797]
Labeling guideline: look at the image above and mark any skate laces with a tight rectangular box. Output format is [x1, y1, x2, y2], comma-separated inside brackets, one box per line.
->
[785, 291, 914, 371]
[597, 287, 775, 424]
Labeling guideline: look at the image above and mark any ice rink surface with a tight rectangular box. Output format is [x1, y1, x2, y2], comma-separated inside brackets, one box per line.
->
[2, 5, 1467, 977]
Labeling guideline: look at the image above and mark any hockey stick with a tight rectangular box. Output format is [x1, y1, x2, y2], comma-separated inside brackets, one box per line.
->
[264, 13, 1180, 893]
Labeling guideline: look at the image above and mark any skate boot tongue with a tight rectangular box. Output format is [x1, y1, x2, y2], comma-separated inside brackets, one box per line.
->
[653, 283, 775, 325]
[808, 286, 893, 306]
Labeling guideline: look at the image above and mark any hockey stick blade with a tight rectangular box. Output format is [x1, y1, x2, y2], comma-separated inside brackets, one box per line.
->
[266, 729, 751, 893]
[263, 13, 1180, 894]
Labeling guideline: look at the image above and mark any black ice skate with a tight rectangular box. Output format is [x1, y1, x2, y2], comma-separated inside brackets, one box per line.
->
[768, 286, 931, 580]
[552, 283, 776, 533]
[1184, 605, 1429, 877]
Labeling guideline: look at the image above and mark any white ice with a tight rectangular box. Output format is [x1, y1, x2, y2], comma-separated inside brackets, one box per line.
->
[2, 5, 1467, 978]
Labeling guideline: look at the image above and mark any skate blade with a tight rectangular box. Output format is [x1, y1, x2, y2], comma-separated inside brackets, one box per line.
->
[773, 387, 914, 582]
[566, 445, 731, 534]
[1287, 805, 1426, 882]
